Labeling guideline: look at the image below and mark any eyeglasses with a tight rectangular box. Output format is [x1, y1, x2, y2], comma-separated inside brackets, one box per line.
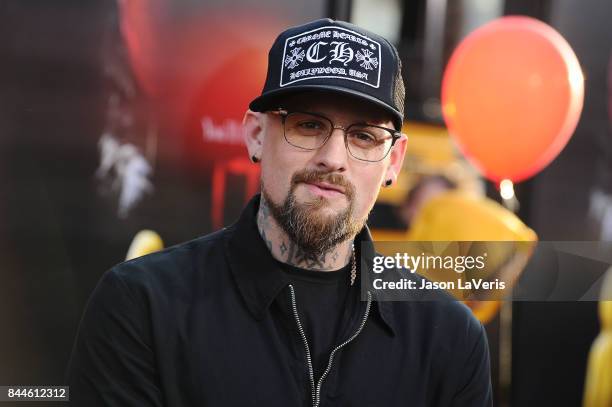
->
[268, 108, 402, 162]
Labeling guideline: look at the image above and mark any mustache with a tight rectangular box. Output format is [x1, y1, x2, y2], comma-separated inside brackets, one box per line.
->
[291, 169, 355, 199]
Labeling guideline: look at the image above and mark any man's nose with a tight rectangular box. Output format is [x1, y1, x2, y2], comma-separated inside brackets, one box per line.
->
[312, 128, 348, 172]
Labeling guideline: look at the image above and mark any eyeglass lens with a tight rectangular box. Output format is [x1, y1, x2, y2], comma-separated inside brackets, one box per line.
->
[283, 112, 395, 162]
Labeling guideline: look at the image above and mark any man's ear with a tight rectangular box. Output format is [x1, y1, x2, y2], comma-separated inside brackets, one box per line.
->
[243, 110, 265, 162]
[383, 134, 408, 187]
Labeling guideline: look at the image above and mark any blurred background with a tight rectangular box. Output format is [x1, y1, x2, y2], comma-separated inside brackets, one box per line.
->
[0, 0, 611, 405]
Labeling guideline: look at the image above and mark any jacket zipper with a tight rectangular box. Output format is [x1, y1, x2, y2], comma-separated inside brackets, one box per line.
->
[288, 284, 372, 407]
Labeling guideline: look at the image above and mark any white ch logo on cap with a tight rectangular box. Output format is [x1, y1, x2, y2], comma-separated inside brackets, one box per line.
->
[302, 41, 355, 66]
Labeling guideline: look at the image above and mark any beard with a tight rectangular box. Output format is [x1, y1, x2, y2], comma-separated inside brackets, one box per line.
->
[262, 169, 365, 259]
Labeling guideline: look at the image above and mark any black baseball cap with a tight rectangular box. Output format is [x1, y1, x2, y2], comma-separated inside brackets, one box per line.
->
[249, 18, 406, 130]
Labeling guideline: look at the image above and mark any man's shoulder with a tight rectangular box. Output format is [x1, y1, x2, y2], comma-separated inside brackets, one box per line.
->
[383, 285, 487, 378]
[388, 273, 484, 342]
[107, 227, 234, 294]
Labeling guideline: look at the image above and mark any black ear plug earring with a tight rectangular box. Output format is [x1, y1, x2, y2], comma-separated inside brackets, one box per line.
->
[252, 155, 259, 163]
[385, 179, 392, 187]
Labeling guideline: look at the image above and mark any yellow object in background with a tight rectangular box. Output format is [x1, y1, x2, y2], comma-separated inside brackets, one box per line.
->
[126, 230, 164, 260]
[583, 268, 612, 407]
[378, 121, 482, 205]
[407, 191, 537, 242]
[372, 191, 537, 324]
[411, 191, 536, 323]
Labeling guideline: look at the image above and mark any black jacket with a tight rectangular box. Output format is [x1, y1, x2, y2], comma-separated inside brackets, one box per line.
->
[67, 195, 492, 406]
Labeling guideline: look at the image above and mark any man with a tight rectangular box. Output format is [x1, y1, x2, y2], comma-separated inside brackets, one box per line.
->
[67, 18, 492, 406]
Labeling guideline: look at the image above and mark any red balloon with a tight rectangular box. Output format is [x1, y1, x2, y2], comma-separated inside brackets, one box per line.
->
[442, 16, 584, 183]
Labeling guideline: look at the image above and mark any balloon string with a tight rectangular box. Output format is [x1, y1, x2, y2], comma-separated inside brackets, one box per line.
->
[499, 179, 519, 213]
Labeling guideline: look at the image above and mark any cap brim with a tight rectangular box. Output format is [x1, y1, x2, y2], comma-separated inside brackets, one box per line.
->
[249, 84, 403, 130]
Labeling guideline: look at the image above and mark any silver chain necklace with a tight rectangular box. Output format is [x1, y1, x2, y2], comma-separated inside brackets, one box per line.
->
[350, 242, 356, 286]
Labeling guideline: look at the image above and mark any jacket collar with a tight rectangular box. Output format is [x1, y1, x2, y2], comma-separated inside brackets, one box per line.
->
[225, 194, 396, 335]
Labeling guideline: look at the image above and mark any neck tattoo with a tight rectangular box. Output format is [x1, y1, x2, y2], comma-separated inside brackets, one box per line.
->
[257, 195, 356, 283]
